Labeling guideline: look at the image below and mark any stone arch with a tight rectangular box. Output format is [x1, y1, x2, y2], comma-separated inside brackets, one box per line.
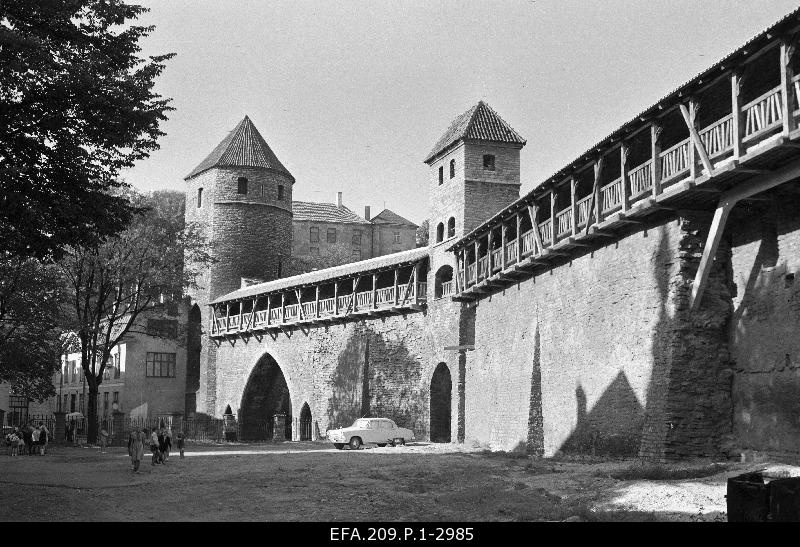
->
[430, 362, 452, 443]
[239, 352, 293, 441]
[299, 402, 312, 441]
[434, 265, 454, 298]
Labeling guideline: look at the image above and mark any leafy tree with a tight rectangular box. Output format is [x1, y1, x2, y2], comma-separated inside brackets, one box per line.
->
[0, 0, 174, 261]
[57, 190, 212, 441]
[0, 257, 65, 400]
[415, 219, 430, 247]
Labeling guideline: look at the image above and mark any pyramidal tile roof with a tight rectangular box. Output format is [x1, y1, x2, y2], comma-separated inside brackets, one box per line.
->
[370, 208, 417, 227]
[292, 201, 371, 224]
[185, 116, 293, 180]
[424, 101, 526, 163]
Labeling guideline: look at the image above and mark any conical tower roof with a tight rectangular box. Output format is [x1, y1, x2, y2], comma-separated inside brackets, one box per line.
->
[424, 101, 526, 163]
[185, 116, 294, 180]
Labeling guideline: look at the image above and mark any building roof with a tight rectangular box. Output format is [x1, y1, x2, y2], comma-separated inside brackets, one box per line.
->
[448, 6, 800, 251]
[211, 247, 429, 304]
[292, 201, 371, 224]
[185, 116, 293, 180]
[424, 101, 527, 163]
[370, 209, 418, 227]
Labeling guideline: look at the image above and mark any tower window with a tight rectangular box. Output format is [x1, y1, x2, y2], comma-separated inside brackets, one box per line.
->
[327, 228, 337, 243]
[310, 226, 319, 243]
[449, 159, 455, 179]
[394, 231, 401, 244]
[483, 154, 495, 170]
[436, 222, 444, 243]
[237, 177, 248, 194]
[197, 188, 203, 208]
[277, 185, 285, 201]
[352, 229, 362, 246]
[447, 217, 455, 238]
[352, 249, 361, 261]
[438, 166, 444, 185]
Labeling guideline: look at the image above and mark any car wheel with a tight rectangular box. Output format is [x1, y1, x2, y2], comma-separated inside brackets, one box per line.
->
[376, 443, 387, 447]
[393, 438, 405, 446]
[349, 437, 362, 450]
[333, 443, 345, 450]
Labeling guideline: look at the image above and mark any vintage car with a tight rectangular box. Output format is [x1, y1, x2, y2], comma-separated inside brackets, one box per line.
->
[326, 418, 415, 450]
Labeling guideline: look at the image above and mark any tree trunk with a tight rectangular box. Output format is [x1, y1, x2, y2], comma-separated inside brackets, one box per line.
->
[87, 384, 99, 443]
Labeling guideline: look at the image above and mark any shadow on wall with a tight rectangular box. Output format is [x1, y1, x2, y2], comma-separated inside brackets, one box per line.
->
[731, 197, 800, 454]
[558, 373, 645, 457]
[326, 325, 425, 435]
[526, 324, 544, 456]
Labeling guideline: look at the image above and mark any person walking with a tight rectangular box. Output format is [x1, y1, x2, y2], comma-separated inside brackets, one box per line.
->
[15, 428, 25, 456]
[157, 428, 166, 464]
[161, 428, 172, 462]
[127, 428, 145, 473]
[99, 427, 109, 454]
[176, 429, 185, 459]
[23, 424, 34, 455]
[38, 422, 49, 455]
[149, 428, 161, 466]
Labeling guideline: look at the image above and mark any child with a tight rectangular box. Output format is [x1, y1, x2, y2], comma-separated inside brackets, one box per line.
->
[16, 431, 25, 456]
[8, 432, 20, 456]
[176, 429, 185, 459]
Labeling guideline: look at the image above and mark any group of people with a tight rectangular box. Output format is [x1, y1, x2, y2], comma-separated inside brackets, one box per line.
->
[126, 426, 185, 472]
[4, 422, 50, 456]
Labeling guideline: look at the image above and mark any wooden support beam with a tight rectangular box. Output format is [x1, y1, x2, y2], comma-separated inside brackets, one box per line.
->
[528, 204, 544, 254]
[550, 191, 556, 247]
[413, 261, 423, 304]
[621, 143, 630, 213]
[781, 40, 797, 138]
[333, 282, 339, 315]
[501, 222, 507, 270]
[315, 286, 320, 318]
[691, 159, 800, 312]
[515, 212, 522, 263]
[731, 71, 743, 160]
[372, 273, 378, 309]
[295, 289, 304, 320]
[651, 123, 663, 196]
[280, 293, 286, 323]
[593, 157, 604, 225]
[679, 102, 714, 175]
[570, 177, 578, 237]
[265, 296, 271, 326]
[474, 239, 480, 282]
[487, 228, 493, 274]
[393, 268, 399, 304]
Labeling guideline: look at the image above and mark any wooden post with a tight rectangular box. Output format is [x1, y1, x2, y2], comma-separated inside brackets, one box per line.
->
[781, 40, 796, 138]
[334, 282, 339, 315]
[280, 293, 285, 323]
[413, 261, 422, 304]
[474, 239, 480, 282]
[501, 222, 507, 269]
[315, 285, 320, 318]
[393, 268, 399, 304]
[529, 203, 543, 254]
[593, 159, 603, 224]
[651, 122, 662, 196]
[731, 70, 743, 160]
[295, 289, 304, 321]
[454, 252, 462, 293]
[516, 212, 522, 262]
[486, 226, 494, 279]
[266, 295, 271, 325]
[687, 101, 697, 180]
[570, 178, 577, 236]
[549, 191, 556, 246]
[372, 273, 378, 309]
[621, 143, 630, 212]
[225, 303, 230, 332]
[352, 277, 358, 312]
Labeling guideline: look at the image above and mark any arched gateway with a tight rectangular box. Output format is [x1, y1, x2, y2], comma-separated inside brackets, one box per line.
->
[240, 353, 292, 441]
[430, 363, 452, 442]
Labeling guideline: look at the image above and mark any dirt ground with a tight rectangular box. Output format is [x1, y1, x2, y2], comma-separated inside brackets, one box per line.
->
[0, 441, 794, 521]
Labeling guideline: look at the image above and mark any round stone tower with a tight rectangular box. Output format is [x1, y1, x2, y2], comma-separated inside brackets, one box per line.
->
[184, 115, 294, 416]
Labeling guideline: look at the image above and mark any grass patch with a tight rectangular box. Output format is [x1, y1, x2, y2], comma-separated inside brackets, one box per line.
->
[605, 461, 728, 481]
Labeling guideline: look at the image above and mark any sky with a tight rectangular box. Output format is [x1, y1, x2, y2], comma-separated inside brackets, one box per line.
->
[125, 0, 800, 225]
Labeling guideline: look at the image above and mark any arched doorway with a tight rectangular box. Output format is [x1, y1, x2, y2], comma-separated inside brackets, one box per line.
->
[240, 353, 292, 441]
[434, 265, 454, 299]
[430, 363, 452, 442]
[300, 403, 312, 441]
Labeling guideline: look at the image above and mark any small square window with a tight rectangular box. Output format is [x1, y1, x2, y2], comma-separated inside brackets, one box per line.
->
[197, 188, 203, 208]
[352, 230, 362, 246]
[277, 185, 285, 200]
[449, 159, 455, 178]
[310, 227, 319, 243]
[438, 166, 444, 185]
[327, 228, 337, 243]
[483, 154, 495, 170]
[393, 232, 401, 244]
[237, 177, 248, 194]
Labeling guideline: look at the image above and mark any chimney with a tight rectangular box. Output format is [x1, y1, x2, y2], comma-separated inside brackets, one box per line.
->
[364, 206, 371, 221]
[335, 191, 343, 208]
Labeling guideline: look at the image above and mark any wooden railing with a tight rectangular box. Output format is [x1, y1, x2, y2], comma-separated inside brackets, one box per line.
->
[629, 160, 652, 198]
[467, 262, 476, 284]
[600, 178, 623, 214]
[505, 239, 518, 264]
[699, 115, 734, 158]
[555, 208, 573, 238]
[744, 87, 783, 140]
[575, 195, 592, 228]
[212, 282, 427, 335]
[659, 140, 690, 182]
[521, 229, 536, 256]
[538, 219, 552, 245]
[440, 280, 454, 298]
[477, 256, 489, 279]
[491, 248, 502, 271]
